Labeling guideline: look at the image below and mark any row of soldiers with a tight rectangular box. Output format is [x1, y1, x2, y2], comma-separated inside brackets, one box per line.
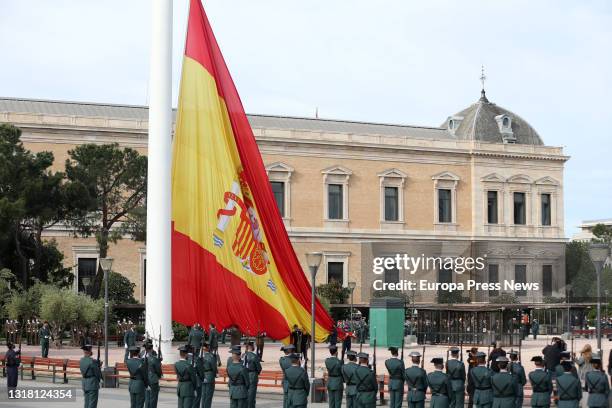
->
[3, 320, 52, 358]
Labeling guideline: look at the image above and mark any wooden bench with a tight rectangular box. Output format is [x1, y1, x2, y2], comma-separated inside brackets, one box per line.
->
[19, 356, 35, 380]
[0, 352, 5, 377]
[29, 357, 67, 383]
[64, 359, 83, 383]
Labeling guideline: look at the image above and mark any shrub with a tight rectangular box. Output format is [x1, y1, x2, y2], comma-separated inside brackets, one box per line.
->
[316, 281, 350, 305]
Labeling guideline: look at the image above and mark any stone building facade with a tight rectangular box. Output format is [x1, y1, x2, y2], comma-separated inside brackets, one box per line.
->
[0, 91, 568, 306]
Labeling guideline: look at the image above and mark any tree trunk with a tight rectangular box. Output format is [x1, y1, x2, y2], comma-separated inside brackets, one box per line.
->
[13, 228, 29, 289]
[91, 230, 109, 298]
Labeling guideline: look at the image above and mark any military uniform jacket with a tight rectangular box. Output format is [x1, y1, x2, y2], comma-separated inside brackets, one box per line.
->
[6, 349, 20, 367]
[147, 354, 162, 384]
[509, 362, 526, 396]
[555, 362, 578, 379]
[354, 365, 378, 405]
[471, 366, 494, 405]
[528, 369, 553, 406]
[447, 358, 466, 392]
[199, 352, 217, 384]
[428, 370, 451, 396]
[405, 365, 428, 402]
[491, 371, 517, 408]
[384, 357, 405, 391]
[342, 361, 359, 397]
[227, 361, 250, 399]
[243, 351, 262, 380]
[286, 365, 310, 405]
[279, 355, 292, 392]
[188, 328, 204, 349]
[123, 330, 136, 347]
[584, 370, 610, 407]
[325, 356, 344, 391]
[80, 356, 101, 391]
[39, 327, 51, 343]
[555, 373, 582, 407]
[174, 359, 198, 397]
[127, 357, 149, 394]
[209, 329, 218, 349]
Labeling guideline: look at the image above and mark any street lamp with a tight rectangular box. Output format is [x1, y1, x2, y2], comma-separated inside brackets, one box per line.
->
[588, 243, 609, 353]
[99, 257, 113, 370]
[348, 281, 356, 325]
[566, 283, 572, 335]
[306, 252, 322, 382]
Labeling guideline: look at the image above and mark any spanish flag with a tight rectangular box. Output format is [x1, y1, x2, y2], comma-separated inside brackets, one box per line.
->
[171, 0, 334, 342]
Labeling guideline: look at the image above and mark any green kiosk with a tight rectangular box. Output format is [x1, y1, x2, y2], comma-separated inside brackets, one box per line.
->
[369, 297, 405, 347]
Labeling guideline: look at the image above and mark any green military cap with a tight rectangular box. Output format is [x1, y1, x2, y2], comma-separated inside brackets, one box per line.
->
[346, 350, 357, 357]
[560, 351, 571, 358]
[508, 350, 518, 356]
[129, 346, 140, 353]
[591, 353, 601, 363]
[476, 352, 486, 358]
[178, 345, 190, 353]
[245, 340, 254, 346]
[561, 361, 573, 371]
[288, 353, 301, 360]
[388, 346, 398, 353]
[328, 344, 338, 350]
[431, 357, 444, 364]
[81, 344, 93, 352]
[495, 356, 509, 362]
[144, 342, 154, 350]
[449, 347, 460, 354]
[409, 351, 421, 357]
[356, 352, 369, 359]
[230, 345, 241, 355]
[282, 344, 296, 351]
[531, 356, 543, 362]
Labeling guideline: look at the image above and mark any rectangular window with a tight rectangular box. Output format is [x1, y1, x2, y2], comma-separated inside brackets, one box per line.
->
[327, 184, 343, 220]
[542, 265, 552, 296]
[487, 191, 498, 224]
[513, 192, 526, 225]
[384, 186, 399, 221]
[438, 266, 453, 299]
[327, 262, 344, 284]
[541, 193, 551, 226]
[488, 264, 499, 297]
[384, 264, 400, 284]
[271, 181, 285, 217]
[438, 189, 452, 223]
[77, 258, 97, 294]
[515, 264, 527, 296]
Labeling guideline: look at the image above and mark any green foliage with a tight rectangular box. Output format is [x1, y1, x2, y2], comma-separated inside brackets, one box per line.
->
[489, 292, 520, 304]
[437, 291, 470, 304]
[173, 321, 188, 341]
[107, 271, 137, 304]
[542, 296, 565, 303]
[591, 223, 612, 244]
[566, 241, 597, 301]
[316, 281, 351, 304]
[73, 293, 104, 327]
[372, 289, 412, 303]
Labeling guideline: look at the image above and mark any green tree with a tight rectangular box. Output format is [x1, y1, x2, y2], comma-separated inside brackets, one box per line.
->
[39, 287, 78, 347]
[591, 223, 612, 244]
[65, 143, 147, 297]
[107, 271, 137, 304]
[566, 241, 596, 302]
[316, 281, 350, 304]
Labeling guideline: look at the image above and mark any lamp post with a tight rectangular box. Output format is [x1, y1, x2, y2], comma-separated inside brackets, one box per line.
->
[306, 252, 322, 382]
[348, 281, 356, 324]
[566, 284, 572, 334]
[588, 243, 609, 353]
[99, 257, 113, 369]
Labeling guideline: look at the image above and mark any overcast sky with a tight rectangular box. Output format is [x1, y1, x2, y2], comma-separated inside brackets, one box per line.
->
[1, 0, 610, 235]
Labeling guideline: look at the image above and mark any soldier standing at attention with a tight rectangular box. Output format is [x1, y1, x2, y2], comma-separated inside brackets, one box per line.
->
[80, 344, 102, 408]
[188, 323, 204, 357]
[466, 347, 479, 408]
[286, 353, 310, 408]
[227, 345, 250, 408]
[491, 356, 517, 408]
[280, 344, 295, 408]
[471, 352, 494, 408]
[555, 361, 582, 408]
[508, 350, 526, 408]
[555, 351, 578, 379]
[584, 354, 609, 408]
[385, 346, 405, 408]
[342, 350, 359, 408]
[528, 356, 553, 408]
[209, 324, 219, 356]
[255, 331, 266, 362]
[354, 352, 377, 408]
[127, 346, 149, 408]
[446, 347, 466, 408]
[199, 342, 217, 408]
[243, 341, 262, 408]
[175, 346, 197, 408]
[405, 351, 428, 408]
[143, 341, 162, 408]
[428, 357, 452, 408]
[488, 342, 506, 373]
[325, 344, 344, 408]
[39, 321, 52, 357]
[124, 324, 137, 363]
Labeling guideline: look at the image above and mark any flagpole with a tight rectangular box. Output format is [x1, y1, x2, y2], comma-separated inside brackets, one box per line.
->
[146, 0, 173, 360]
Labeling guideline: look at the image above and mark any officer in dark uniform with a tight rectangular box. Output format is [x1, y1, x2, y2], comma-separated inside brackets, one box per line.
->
[471, 352, 494, 408]
[342, 350, 359, 408]
[528, 356, 553, 408]
[227, 345, 249, 408]
[385, 346, 405, 408]
[279, 344, 295, 408]
[243, 340, 262, 408]
[39, 321, 52, 358]
[209, 324, 219, 357]
[555, 361, 581, 408]
[325, 344, 344, 408]
[446, 347, 466, 408]
[354, 352, 377, 408]
[199, 342, 217, 408]
[405, 351, 428, 408]
[488, 342, 506, 373]
[188, 323, 205, 357]
[508, 350, 526, 408]
[80, 344, 102, 408]
[491, 356, 517, 408]
[143, 341, 161, 408]
[5, 342, 21, 392]
[124, 324, 137, 363]
[466, 347, 479, 408]
[429, 357, 451, 408]
[175, 345, 197, 408]
[255, 331, 266, 362]
[285, 353, 310, 408]
[584, 354, 609, 408]
[127, 346, 148, 408]
[555, 351, 578, 379]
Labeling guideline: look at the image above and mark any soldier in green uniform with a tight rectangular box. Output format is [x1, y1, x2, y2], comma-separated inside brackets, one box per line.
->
[342, 350, 359, 408]
[405, 351, 428, 408]
[555, 361, 582, 408]
[471, 352, 494, 408]
[491, 356, 517, 408]
[280, 344, 295, 408]
[354, 352, 377, 408]
[325, 344, 344, 408]
[385, 346, 405, 408]
[143, 341, 162, 408]
[243, 340, 262, 408]
[446, 347, 466, 408]
[584, 354, 609, 408]
[124, 324, 137, 363]
[39, 321, 52, 357]
[189, 344, 204, 408]
[528, 356, 553, 408]
[199, 342, 217, 408]
[285, 353, 310, 408]
[127, 346, 149, 408]
[209, 324, 219, 357]
[428, 357, 451, 408]
[555, 352, 578, 379]
[227, 345, 250, 408]
[188, 323, 205, 357]
[80, 344, 102, 408]
[507, 350, 525, 408]
[175, 345, 197, 408]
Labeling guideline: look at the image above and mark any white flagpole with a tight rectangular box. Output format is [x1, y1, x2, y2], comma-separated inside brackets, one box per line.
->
[146, 0, 173, 360]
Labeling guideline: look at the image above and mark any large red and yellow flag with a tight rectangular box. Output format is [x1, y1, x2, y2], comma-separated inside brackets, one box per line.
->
[171, 0, 334, 342]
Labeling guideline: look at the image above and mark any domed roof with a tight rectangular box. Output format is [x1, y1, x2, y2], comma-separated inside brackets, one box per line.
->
[441, 90, 543, 145]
